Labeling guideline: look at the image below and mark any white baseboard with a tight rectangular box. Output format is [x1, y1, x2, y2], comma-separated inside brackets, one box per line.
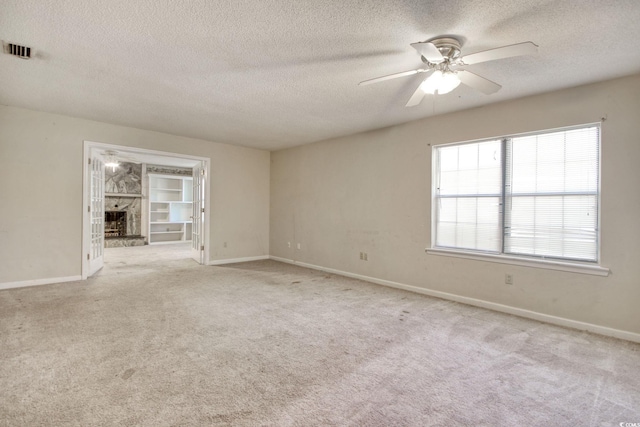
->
[0, 275, 83, 291]
[270, 256, 640, 344]
[207, 255, 270, 266]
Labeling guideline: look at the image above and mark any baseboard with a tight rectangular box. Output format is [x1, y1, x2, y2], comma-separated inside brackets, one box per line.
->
[270, 256, 640, 344]
[207, 255, 270, 266]
[0, 275, 83, 291]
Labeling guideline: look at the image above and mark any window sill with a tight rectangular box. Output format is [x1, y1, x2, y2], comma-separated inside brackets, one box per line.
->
[425, 248, 610, 277]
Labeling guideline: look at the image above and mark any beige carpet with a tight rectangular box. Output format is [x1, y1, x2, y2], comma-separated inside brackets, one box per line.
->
[1, 244, 639, 426]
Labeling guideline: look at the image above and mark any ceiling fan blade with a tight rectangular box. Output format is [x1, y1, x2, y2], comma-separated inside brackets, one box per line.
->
[405, 81, 427, 107]
[457, 70, 502, 95]
[410, 42, 444, 63]
[359, 69, 427, 86]
[460, 42, 538, 65]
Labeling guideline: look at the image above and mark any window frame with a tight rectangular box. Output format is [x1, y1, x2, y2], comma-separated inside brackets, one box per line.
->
[428, 123, 609, 276]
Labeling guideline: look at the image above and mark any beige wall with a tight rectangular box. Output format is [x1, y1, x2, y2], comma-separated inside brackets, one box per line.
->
[0, 106, 270, 283]
[270, 74, 640, 336]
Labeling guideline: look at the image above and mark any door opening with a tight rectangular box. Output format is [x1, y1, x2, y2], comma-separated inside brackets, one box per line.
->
[82, 141, 210, 279]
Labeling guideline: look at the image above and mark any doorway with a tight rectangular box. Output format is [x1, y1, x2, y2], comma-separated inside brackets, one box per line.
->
[82, 141, 210, 279]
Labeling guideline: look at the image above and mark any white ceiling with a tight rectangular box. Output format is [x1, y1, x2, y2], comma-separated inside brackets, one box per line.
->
[2, 0, 640, 151]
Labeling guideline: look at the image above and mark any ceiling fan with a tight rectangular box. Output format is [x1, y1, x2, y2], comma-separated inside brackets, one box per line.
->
[101, 150, 141, 171]
[359, 37, 538, 107]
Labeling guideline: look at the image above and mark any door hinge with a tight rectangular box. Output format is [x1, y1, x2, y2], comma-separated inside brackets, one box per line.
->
[88, 157, 92, 165]
[88, 205, 91, 212]
[201, 208, 205, 213]
[201, 245, 205, 251]
[87, 253, 90, 260]
[200, 169, 205, 176]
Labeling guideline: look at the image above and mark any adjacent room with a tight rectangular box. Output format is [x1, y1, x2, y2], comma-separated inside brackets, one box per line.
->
[1, 1, 639, 425]
[86, 144, 207, 272]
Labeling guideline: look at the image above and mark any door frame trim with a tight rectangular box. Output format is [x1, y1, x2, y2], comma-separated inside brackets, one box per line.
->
[82, 141, 211, 279]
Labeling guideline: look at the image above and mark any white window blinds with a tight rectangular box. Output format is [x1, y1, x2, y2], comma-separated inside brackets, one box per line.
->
[433, 124, 600, 263]
[504, 126, 600, 261]
[435, 140, 502, 252]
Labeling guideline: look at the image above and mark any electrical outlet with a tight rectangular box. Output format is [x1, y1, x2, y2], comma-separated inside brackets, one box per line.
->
[360, 252, 368, 261]
[359, 252, 363, 260]
[364, 253, 368, 261]
[505, 274, 513, 285]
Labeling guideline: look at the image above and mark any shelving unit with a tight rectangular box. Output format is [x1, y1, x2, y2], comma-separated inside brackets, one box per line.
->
[149, 174, 193, 244]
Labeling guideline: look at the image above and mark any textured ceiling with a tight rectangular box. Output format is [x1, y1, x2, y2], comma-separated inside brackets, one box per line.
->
[2, 0, 640, 151]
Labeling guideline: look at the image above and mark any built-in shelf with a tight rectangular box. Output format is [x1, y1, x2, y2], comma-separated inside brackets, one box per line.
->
[106, 193, 142, 198]
[149, 174, 193, 244]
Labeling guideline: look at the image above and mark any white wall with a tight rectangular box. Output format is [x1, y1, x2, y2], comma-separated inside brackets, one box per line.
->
[270, 74, 640, 337]
[0, 105, 270, 284]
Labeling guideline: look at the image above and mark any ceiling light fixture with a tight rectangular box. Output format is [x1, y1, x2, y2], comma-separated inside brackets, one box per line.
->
[420, 69, 461, 95]
[104, 152, 120, 172]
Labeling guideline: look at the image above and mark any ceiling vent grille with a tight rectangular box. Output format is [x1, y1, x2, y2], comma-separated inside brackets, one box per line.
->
[5, 43, 31, 59]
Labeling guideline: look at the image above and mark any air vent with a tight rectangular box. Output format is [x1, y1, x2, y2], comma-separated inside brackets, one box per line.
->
[5, 43, 31, 59]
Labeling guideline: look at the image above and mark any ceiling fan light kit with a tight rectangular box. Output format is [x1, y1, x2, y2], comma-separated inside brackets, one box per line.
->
[104, 150, 120, 172]
[420, 70, 461, 95]
[360, 36, 538, 107]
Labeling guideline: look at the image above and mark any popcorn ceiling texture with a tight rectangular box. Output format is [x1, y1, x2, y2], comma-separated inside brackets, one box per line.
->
[1, 0, 640, 150]
[0, 245, 638, 425]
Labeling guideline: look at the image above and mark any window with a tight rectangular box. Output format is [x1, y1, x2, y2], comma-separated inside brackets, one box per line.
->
[433, 124, 600, 263]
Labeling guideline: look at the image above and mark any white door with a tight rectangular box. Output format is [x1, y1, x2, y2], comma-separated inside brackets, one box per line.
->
[191, 163, 205, 264]
[89, 154, 105, 276]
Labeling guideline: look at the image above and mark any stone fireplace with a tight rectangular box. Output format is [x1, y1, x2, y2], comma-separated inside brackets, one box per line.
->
[104, 197, 145, 247]
[104, 161, 146, 247]
[105, 211, 127, 237]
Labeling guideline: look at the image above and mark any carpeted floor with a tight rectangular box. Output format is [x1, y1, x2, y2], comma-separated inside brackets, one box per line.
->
[1, 244, 639, 426]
